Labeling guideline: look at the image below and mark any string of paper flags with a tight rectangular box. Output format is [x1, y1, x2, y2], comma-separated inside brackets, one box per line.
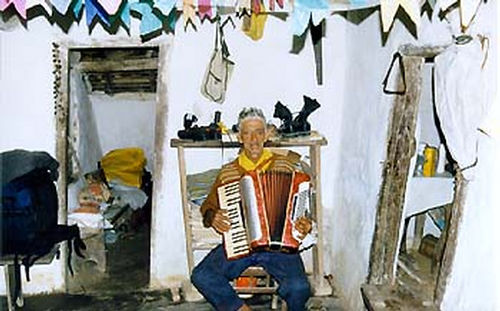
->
[0, 0, 479, 36]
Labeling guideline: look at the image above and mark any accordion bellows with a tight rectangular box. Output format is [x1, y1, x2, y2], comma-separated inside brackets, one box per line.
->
[217, 170, 311, 260]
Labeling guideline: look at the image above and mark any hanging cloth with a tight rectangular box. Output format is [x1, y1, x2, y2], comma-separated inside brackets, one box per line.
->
[434, 37, 491, 180]
[242, 11, 268, 41]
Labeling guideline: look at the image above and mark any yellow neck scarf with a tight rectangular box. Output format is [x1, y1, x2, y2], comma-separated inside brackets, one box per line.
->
[238, 149, 273, 172]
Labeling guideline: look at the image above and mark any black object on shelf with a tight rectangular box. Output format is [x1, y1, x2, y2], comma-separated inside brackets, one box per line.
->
[273, 95, 320, 137]
[178, 111, 222, 141]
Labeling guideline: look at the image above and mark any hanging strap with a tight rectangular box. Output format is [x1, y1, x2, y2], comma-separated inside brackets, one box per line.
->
[382, 52, 406, 95]
[214, 17, 220, 50]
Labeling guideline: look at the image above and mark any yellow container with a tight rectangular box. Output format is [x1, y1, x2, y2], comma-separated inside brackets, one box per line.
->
[423, 146, 438, 177]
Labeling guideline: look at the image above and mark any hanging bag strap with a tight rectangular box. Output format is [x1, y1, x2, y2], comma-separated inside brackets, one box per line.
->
[382, 52, 406, 95]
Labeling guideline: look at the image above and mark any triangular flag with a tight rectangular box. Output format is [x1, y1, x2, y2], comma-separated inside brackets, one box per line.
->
[0, 0, 26, 18]
[292, 0, 329, 36]
[73, 0, 83, 17]
[198, 0, 212, 20]
[236, 0, 251, 16]
[155, 0, 176, 16]
[380, 0, 420, 33]
[51, 0, 71, 14]
[26, 0, 51, 15]
[130, 1, 163, 35]
[120, 0, 130, 28]
[86, 0, 110, 26]
[252, 0, 261, 14]
[183, 0, 196, 30]
[98, 0, 121, 15]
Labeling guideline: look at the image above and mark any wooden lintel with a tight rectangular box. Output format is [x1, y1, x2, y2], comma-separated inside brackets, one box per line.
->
[77, 58, 158, 72]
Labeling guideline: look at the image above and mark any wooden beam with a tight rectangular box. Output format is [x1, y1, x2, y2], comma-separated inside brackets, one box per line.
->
[77, 58, 158, 72]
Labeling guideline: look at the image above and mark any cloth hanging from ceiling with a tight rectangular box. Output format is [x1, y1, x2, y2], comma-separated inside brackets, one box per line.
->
[242, 11, 268, 40]
[434, 37, 491, 180]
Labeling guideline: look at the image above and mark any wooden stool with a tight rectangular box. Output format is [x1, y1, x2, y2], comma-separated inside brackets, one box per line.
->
[234, 266, 287, 310]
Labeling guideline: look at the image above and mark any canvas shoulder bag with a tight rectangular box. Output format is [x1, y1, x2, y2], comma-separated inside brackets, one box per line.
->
[201, 21, 234, 103]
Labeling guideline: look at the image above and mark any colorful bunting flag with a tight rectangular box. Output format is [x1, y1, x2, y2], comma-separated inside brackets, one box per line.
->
[380, 0, 420, 33]
[99, 0, 122, 15]
[120, 0, 130, 27]
[73, 0, 82, 17]
[26, 0, 52, 15]
[183, 0, 196, 29]
[198, 0, 212, 20]
[130, 1, 163, 35]
[86, 0, 110, 26]
[154, 0, 176, 16]
[0, 0, 26, 18]
[252, 0, 261, 14]
[51, 0, 70, 14]
[292, 0, 329, 36]
[236, 0, 251, 16]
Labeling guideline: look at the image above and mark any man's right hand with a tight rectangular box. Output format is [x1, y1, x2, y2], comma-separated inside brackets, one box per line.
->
[211, 209, 231, 234]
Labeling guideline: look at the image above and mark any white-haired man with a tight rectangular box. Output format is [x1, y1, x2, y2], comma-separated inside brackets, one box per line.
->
[191, 107, 313, 311]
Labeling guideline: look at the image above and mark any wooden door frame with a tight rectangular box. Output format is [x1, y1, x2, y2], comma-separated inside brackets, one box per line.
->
[53, 38, 171, 291]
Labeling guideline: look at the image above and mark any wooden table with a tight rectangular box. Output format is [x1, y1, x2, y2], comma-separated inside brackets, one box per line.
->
[170, 133, 331, 298]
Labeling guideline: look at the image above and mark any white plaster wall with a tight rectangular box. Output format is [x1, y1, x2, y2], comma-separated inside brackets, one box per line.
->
[441, 134, 500, 311]
[89, 93, 156, 171]
[0, 19, 65, 294]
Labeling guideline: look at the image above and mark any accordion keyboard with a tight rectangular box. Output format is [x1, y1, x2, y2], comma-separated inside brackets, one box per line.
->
[217, 181, 250, 259]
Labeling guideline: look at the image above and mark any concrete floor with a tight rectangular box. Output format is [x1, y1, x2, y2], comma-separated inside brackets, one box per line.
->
[1, 291, 345, 310]
[1, 222, 346, 310]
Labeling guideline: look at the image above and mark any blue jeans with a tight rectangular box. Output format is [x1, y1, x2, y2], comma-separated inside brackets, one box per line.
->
[191, 245, 311, 311]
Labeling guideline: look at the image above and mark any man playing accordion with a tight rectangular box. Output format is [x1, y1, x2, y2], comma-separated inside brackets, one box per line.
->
[191, 107, 315, 311]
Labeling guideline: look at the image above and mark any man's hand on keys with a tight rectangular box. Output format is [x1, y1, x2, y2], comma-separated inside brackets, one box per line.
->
[212, 209, 231, 234]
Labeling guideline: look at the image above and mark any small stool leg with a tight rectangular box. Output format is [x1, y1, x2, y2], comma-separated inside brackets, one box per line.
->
[281, 299, 287, 311]
[271, 294, 279, 309]
[5, 264, 20, 311]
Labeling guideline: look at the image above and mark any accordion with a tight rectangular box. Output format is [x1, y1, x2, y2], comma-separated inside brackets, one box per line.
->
[217, 170, 311, 260]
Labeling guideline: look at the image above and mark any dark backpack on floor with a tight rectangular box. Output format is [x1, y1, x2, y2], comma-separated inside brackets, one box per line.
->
[1, 162, 86, 288]
[1, 168, 58, 256]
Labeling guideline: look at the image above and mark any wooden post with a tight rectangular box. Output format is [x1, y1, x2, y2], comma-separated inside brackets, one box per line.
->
[367, 56, 423, 285]
[177, 146, 194, 274]
[413, 214, 426, 250]
[310, 145, 330, 296]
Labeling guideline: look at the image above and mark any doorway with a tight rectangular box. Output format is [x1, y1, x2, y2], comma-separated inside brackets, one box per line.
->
[53, 43, 168, 294]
